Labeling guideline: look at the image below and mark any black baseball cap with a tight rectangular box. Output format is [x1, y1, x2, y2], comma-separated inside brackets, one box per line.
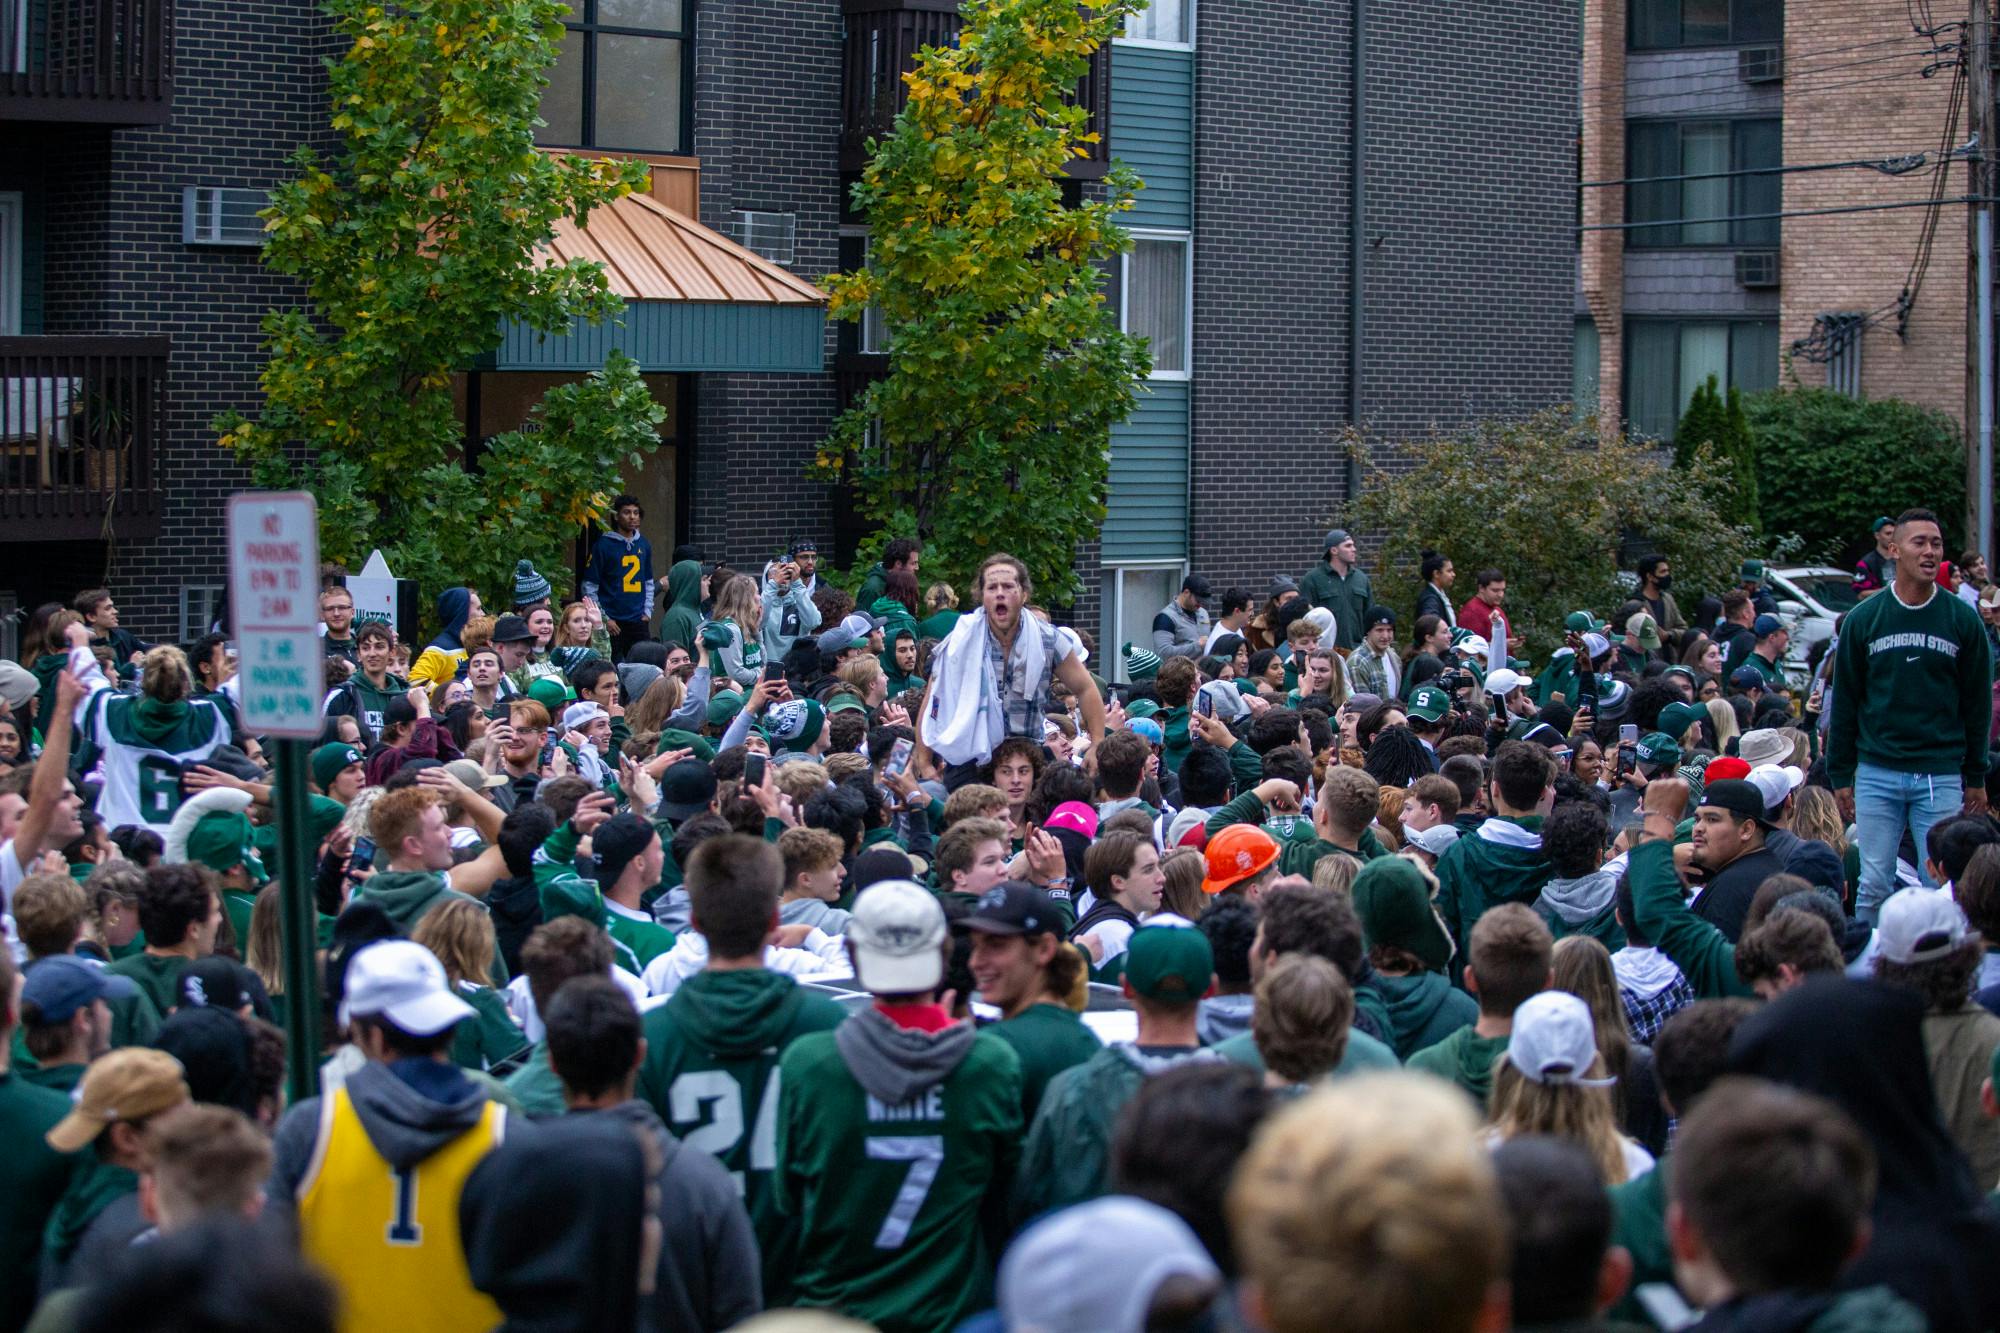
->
[1698, 779, 1772, 828]
[591, 812, 658, 887]
[963, 881, 1060, 936]
[659, 759, 718, 821]
[1182, 575, 1212, 599]
[490, 614, 537, 644]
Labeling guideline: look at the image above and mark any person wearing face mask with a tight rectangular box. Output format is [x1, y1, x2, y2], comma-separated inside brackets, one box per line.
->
[1634, 555, 1684, 645]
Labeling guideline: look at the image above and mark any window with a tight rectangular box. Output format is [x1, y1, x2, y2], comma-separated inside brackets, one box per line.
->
[1122, 233, 1190, 379]
[0, 191, 19, 335]
[1573, 317, 1600, 413]
[1627, 119, 1779, 248]
[1122, 0, 1191, 46]
[537, 0, 691, 154]
[1105, 565, 1184, 683]
[180, 583, 227, 643]
[1630, 0, 1779, 49]
[837, 232, 889, 355]
[1625, 320, 1777, 441]
[1822, 312, 1865, 397]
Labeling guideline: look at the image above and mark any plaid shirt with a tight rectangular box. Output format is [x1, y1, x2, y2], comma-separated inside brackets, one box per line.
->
[980, 614, 1070, 739]
[1620, 973, 1697, 1046]
[1347, 643, 1399, 699]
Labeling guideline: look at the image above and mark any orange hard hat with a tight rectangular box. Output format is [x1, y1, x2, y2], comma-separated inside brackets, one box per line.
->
[1202, 824, 1280, 894]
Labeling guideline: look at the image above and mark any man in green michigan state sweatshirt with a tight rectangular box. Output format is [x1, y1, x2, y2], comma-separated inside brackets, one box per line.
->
[773, 878, 1021, 1333]
[1406, 902, 1552, 1109]
[636, 835, 846, 1307]
[1831, 507, 1994, 921]
[1434, 740, 1558, 983]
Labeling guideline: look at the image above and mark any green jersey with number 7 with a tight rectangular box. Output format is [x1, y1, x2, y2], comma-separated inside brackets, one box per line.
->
[773, 1012, 1023, 1333]
[635, 967, 845, 1301]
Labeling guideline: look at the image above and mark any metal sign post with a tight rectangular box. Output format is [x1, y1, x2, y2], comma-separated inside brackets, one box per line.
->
[227, 492, 326, 1105]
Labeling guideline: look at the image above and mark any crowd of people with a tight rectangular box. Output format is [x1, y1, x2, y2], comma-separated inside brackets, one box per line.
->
[2, 500, 2000, 1333]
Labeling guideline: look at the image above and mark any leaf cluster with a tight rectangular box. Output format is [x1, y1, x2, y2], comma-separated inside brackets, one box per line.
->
[818, 0, 1151, 601]
[1674, 376, 1759, 532]
[1334, 409, 1756, 658]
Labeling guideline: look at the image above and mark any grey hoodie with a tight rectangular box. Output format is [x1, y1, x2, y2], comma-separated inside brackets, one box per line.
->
[588, 1100, 764, 1333]
[267, 1058, 503, 1227]
[1196, 992, 1256, 1047]
[760, 573, 822, 663]
[780, 897, 853, 934]
[833, 1007, 978, 1105]
[1539, 868, 1620, 926]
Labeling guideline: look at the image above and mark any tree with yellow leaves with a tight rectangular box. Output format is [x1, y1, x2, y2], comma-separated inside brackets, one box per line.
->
[216, 0, 664, 610]
[818, 0, 1150, 602]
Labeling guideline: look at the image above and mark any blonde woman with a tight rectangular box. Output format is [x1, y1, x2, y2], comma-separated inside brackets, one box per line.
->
[705, 574, 765, 688]
[549, 600, 609, 674]
[1287, 647, 1350, 711]
[1159, 847, 1208, 920]
[412, 899, 529, 1074]
[1704, 697, 1739, 754]
[70, 639, 231, 835]
[1486, 990, 1654, 1184]
[836, 657, 888, 710]
[1792, 785, 1854, 903]
[1552, 935, 1665, 1157]
[245, 884, 288, 1028]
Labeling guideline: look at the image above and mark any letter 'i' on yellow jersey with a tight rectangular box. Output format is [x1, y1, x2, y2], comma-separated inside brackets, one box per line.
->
[295, 1086, 507, 1333]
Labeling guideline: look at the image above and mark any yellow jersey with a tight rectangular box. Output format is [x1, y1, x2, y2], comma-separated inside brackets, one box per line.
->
[295, 1085, 507, 1333]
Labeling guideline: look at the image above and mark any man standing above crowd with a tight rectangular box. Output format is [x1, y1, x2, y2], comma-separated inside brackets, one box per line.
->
[915, 554, 1104, 790]
[1635, 555, 1684, 642]
[1300, 530, 1369, 650]
[1458, 569, 1510, 645]
[584, 494, 655, 657]
[1153, 576, 1212, 659]
[1832, 508, 1993, 919]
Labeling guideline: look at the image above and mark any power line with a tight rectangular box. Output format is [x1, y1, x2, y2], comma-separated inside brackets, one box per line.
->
[1587, 43, 1949, 100]
[1577, 193, 1992, 232]
[1580, 146, 1959, 190]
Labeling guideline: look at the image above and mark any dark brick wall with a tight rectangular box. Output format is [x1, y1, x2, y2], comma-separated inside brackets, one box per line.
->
[687, 0, 845, 572]
[6, 3, 339, 640]
[1185, 0, 1576, 603]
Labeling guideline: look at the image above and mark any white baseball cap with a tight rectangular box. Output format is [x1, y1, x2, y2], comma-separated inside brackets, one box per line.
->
[999, 1195, 1220, 1333]
[561, 701, 609, 731]
[1876, 887, 1973, 965]
[847, 879, 948, 994]
[1405, 824, 1461, 858]
[338, 940, 476, 1035]
[1745, 763, 1806, 813]
[1507, 991, 1616, 1087]
[1484, 668, 1527, 697]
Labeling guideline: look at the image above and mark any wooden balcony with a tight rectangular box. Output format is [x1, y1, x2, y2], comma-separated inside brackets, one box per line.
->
[840, 0, 1109, 179]
[0, 336, 167, 540]
[0, 0, 173, 124]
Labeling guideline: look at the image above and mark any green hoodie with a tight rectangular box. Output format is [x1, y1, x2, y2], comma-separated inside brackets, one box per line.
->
[0, 1069, 77, 1331]
[1405, 1025, 1508, 1109]
[351, 871, 508, 986]
[1608, 1160, 1672, 1326]
[1371, 971, 1478, 1061]
[636, 968, 847, 1302]
[854, 562, 889, 609]
[918, 608, 960, 641]
[1435, 816, 1554, 984]
[42, 1161, 137, 1280]
[657, 559, 706, 656]
[103, 952, 190, 1020]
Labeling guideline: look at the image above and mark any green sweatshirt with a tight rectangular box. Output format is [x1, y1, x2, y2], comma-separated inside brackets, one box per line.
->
[986, 1003, 1101, 1124]
[1608, 1159, 1673, 1326]
[351, 870, 507, 986]
[1435, 817, 1553, 984]
[0, 1070, 78, 1331]
[448, 983, 530, 1075]
[42, 1161, 137, 1279]
[1212, 1024, 1400, 1077]
[503, 1040, 567, 1117]
[1372, 970, 1478, 1061]
[1829, 583, 1993, 785]
[774, 1026, 1022, 1333]
[657, 560, 706, 655]
[1405, 1026, 1508, 1109]
[103, 952, 190, 1020]
[1626, 838, 1751, 999]
[531, 820, 610, 933]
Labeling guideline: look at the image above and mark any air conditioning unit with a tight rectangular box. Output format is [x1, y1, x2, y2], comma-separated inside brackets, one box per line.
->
[728, 210, 797, 265]
[181, 186, 269, 247]
[1735, 250, 1780, 289]
[1738, 46, 1783, 84]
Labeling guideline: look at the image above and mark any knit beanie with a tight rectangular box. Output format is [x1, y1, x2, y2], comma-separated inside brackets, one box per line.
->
[1121, 642, 1162, 681]
[514, 559, 553, 608]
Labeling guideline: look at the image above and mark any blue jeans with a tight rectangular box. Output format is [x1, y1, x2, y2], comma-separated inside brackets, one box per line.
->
[1853, 761, 1964, 920]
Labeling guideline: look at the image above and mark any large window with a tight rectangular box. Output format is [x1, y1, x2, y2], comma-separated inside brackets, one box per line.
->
[1105, 564, 1184, 683]
[1627, 119, 1779, 248]
[537, 0, 691, 154]
[1123, 0, 1191, 46]
[1122, 233, 1191, 379]
[1625, 320, 1778, 441]
[1630, 0, 1779, 49]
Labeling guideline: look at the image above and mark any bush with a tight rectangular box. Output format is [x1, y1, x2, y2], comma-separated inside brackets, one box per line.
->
[1743, 388, 1964, 558]
[1333, 409, 1754, 658]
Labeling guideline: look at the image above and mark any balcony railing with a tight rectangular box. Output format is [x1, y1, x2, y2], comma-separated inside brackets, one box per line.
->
[840, 0, 1110, 179]
[0, 0, 173, 124]
[0, 336, 168, 540]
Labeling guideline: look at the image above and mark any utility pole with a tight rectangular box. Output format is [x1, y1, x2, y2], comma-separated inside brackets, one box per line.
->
[1972, 0, 1994, 563]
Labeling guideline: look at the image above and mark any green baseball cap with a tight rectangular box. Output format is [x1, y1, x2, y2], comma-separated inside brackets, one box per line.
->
[1564, 611, 1605, 634]
[1123, 923, 1214, 1002]
[1407, 684, 1451, 724]
[826, 693, 869, 715]
[527, 676, 573, 713]
[1634, 732, 1682, 770]
[1352, 856, 1453, 974]
[1872, 515, 1895, 533]
[1657, 700, 1706, 741]
[1740, 558, 1765, 583]
[309, 742, 363, 792]
[186, 811, 269, 884]
[705, 691, 745, 728]
[1124, 699, 1162, 720]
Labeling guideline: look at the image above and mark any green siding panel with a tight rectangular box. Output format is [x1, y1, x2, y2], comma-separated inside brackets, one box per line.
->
[1110, 44, 1193, 231]
[1102, 380, 1189, 563]
[489, 302, 825, 373]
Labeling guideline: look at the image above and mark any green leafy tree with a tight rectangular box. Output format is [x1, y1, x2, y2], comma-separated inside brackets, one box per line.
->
[1333, 409, 1754, 658]
[215, 0, 664, 610]
[1674, 376, 1759, 533]
[815, 0, 1151, 603]
[1744, 387, 1965, 557]
[1674, 375, 1726, 471]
